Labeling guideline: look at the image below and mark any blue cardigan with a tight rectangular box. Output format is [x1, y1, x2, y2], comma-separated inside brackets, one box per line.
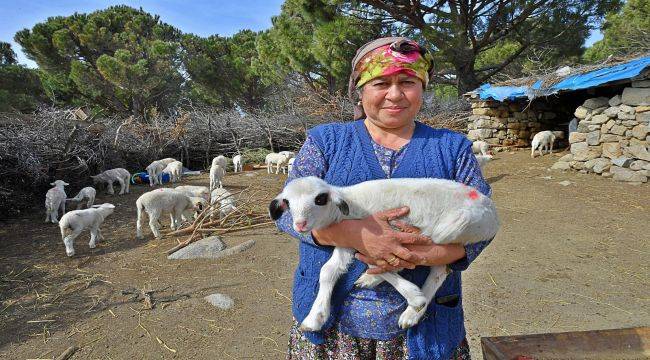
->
[290, 120, 475, 360]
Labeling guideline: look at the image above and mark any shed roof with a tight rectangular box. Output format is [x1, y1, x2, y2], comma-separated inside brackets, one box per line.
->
[466, 55, 650, 102]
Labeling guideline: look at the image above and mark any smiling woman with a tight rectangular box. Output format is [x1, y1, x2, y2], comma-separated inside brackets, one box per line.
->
[275, 37, 491, 360]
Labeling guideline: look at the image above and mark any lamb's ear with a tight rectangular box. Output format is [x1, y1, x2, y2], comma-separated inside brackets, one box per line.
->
[330, 192, 349, 216]
[63, 182, 69, 186]
[50, 182, 56, 186]
[268, 198, 287, 220]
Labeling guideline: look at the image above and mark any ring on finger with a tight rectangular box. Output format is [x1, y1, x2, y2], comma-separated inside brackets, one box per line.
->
[386, 256, 399, 266]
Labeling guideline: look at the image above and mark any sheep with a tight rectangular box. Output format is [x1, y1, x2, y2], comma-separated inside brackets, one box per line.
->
[211, 155, 227, 170]
[59, 203, 115, 256]
[146, 161, 165, 186]
[91, 168, 131, 194]
[210, 188, 237, 219]
[44, 180, 69, 224]
[158, 157, 178, 166]
[269, 176, 499, 332]
[475, 154, 494, 169]
[209, 163, 226, 190]
[531, 130, 557, 158]
[265, 152, 290, 174]
[278, 151, 296, 159]
[471, 140, 492, 156]
[162, 160, 183, 183]
[174, 185, 210, 202]
[67, 186, 96, 209]
[232, 154, 243, 173]
[287, 157, 296, 174]
[135, 189, 202, 239]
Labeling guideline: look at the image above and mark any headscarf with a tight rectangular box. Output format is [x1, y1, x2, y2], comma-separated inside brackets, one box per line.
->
[348, 37, 434, 120]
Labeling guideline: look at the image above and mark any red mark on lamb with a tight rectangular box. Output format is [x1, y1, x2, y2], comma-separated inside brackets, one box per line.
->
[468, 189, 479, 200]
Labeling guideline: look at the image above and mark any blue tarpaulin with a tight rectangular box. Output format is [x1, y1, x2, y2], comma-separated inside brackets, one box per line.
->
[473, 56, 650, 101]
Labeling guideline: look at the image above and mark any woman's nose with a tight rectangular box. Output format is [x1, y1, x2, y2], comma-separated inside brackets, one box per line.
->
[385, 84, 404, 100]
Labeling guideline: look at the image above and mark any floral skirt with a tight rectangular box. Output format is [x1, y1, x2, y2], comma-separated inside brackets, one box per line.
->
[286, 321, 471, 360]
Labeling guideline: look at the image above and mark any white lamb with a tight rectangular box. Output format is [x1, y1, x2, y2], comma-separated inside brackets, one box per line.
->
[146, 161, 165, 186]
[269, 176, 499, 332]
[232, 154, 243, 173]
[471, 140, 491, 156]
[44, 180, 69, 224]
[135, 189, 202, 239]
[211, 155, 227, 170]
[278, 151, 295, 159]
[58, 203, 115, 256]
[162, 160, 183, 183]
[475, 154, 494, 169]
[67, 186, 97, 209]
[174, 185, 210, 202]
[265, 152, 290, 174]
[209, 163, 226, 190]
[210, 188, 237, 219]
[158, 157, 178, 166]
[531, 130, 557, 158]
[91, 168, 131, 195]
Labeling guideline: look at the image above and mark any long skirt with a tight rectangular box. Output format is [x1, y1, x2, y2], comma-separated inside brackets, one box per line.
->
[286, 321, 471, 360]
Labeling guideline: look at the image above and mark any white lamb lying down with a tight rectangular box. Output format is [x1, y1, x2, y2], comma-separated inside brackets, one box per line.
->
[67, 186, 97, 209]
[146, 161, 165, 186]
[135, 189, 202, 239]
[232, 154, 243, 173]
[210, 188, 237, 219]
[162, 160, 183, 183]
[59, 203, 115, 256]
[45, 180, 69, 223]
[91, 168, 131, 195]
[269, 176, 499, 331]
[471, 140, 492, 156]
[531, 130, 557, 158]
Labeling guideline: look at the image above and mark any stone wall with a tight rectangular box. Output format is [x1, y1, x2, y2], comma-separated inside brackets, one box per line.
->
[551, 81, 650, 184]
[466, 100, 559, 147]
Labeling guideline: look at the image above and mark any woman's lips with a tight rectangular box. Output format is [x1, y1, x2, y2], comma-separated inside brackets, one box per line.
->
[383, 107, 406, 113]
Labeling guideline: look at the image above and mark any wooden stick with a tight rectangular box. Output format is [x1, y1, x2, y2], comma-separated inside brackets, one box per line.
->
[55, 345, 78, 360]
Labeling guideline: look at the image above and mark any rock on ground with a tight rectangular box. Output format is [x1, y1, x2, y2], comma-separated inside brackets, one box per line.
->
[204, 293, 234, 310]
[167, 236, 227, 259]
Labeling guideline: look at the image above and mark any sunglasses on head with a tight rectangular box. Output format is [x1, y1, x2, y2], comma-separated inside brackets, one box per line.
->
[389, 39, 429, 58]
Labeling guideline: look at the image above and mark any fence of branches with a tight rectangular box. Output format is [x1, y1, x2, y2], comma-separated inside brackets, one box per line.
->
[0, 91, 469, 218]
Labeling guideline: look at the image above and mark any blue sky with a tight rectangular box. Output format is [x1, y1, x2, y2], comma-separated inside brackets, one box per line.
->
[1, 1, 603, 68]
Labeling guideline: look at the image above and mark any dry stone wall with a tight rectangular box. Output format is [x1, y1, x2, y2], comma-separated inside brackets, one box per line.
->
[551, 82, 650, 184]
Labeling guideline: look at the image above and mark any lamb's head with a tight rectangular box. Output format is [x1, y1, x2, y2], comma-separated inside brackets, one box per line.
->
[50, 180, 69, 188]
[90, 174, 105, 184]
[269, 176, 349, 234]
[92, 203, 115, 215]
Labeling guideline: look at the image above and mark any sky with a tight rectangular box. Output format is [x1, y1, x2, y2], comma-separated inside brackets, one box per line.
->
[1, 1, 604, 68]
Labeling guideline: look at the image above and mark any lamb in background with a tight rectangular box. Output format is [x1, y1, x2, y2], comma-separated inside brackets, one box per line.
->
[210, 188, 237, 219]
[471, 140, 492, 156]
[146, 161, 165, 186]
[531, 130, 557, 158]
[162, 160, 183, 183]
[135, 189, 201, 239]
[270, 176, 499, 332]
[212, 155, 227, 171]
[287, 157, 296, 174]
[232, 154, 243, 172]
[174, 185, 210, 202]
[475, 154, 494, 169]
[91, 168, 131, 194]
[45, 180, 69, 224]
[265, 152, 290, 174]
[209, 163, 226, 190]
[59, 203, 115, 256]
[158, 157, 178, 166]
[67, 186, 96, 209]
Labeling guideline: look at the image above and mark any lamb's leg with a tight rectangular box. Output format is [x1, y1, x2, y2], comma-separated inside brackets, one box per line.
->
[149, 214, 161, 238]
[300, 247, 356, 332]
[125, 176, 130, 193]
[550, 140, 554, 155]
[107, 182, 115, 195]
[87, 195, 95, 208]
[63, 228, 83, 257]
[275, 162, 281, 174]
[89, 227, 99, 249]
[45, 210, 50, 223]
[398, 266, 449, 328]
[117, 178, 126, 195]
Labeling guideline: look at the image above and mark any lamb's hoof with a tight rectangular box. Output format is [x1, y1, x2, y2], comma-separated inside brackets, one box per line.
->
[66, 251, 75, 257]
[355, 273, 383, 288]
[398, 305, 426, 329]
[300, 311, 328, 332]
[89, 244, 96, 249]
[51, 220, 58, 224]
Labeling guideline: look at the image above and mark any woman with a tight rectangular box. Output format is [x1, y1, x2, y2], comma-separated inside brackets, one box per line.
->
[276, 37, 491, 360]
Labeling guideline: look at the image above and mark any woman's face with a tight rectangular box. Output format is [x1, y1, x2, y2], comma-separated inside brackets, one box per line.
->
[360, 73, 423, 129]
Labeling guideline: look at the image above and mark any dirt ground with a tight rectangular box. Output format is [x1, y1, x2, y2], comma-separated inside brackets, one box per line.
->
[1, 149, 648, 360]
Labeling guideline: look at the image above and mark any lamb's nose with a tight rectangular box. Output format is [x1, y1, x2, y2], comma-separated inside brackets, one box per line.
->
[294, 220, 308, 232]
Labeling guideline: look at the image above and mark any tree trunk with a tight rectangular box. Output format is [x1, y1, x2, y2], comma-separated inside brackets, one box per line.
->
[455, 53, 481, 96]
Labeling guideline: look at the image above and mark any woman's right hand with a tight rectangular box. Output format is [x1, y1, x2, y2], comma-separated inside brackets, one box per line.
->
[312, 207, 432, 269]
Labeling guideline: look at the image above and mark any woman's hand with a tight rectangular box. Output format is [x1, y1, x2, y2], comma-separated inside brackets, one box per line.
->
[312, 207, 432, 270]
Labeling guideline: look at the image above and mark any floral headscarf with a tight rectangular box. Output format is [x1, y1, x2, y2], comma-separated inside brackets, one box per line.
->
[348, 37, 434, 120]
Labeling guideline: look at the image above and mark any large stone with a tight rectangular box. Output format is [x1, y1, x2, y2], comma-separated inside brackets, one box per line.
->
[573, 146, 602, 161]
[608, 95, 622, 107]
[584, 158, 599, 171]
[467, 129, 493, 140]
[630, 160, 650, 171]
[602, 143, 623, 159]
[600, 134, 622, 143]
[628, 145, 650, 161]
[622, 87, 650, 106]
[592, 158, 611, 174]
[204, 293, 234, 310]
[604, 106, 619, 118]
[611, 157, 634, 168]
[602, 119, 616, 133]
[569, 132, 587, 144]
[571, 142, 588, 153]
[590, 114, 609, 124]
[167, 236, 227, 259]
[618, 112, 637, 120]
[632, 124, 649, 139]
[586, 130, 601, 145]
[569, 161, 585, 170]
[637, 113, 650, 125]
[612, 168, 648, 183]
[582, 97, 609, 109]
[551, 161, 571, 171]
[619, 104, 635, 114]
[610, 125, 627, 135]
[574, 106, 590, 119]
[577, 123, 590, 133]
[559, 153, 574, 162]
[632, 80, 650, 88]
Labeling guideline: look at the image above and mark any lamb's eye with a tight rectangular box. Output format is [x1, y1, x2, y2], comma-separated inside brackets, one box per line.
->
[314, 193, 329, 206]
[283, 199, 290, 209]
